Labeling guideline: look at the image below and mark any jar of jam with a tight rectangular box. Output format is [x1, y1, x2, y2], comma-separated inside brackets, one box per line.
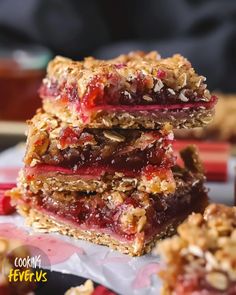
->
[0, 45, 52, 121]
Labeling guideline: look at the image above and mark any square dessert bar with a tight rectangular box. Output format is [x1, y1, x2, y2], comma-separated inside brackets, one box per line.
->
[40, 51, 217, 129]
[11, 147, 208, 256]
[157, 203, 236, 295]
[22, 110, 176, 195]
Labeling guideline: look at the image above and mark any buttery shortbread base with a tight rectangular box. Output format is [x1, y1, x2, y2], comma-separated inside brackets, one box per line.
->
[43, 99, 214, 129]
[17, 204, 165, 256]
[15, 191, 208, 256]
[21, 169, 175, 194]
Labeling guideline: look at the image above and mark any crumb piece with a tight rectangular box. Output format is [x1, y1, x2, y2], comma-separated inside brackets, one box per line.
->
[64, 280, 94, 295]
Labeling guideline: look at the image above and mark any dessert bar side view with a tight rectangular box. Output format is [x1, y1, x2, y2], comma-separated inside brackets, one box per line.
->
[11, 147, 208, 256]
[10, 51, 217, 256]
[156, 204, 236, 295]
[40, 51, 217, 129]
[22, 110, 176, 195]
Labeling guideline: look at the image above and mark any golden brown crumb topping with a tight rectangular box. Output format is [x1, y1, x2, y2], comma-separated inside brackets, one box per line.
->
[44, 51, 210, 100]
[64, 279, 94, 295]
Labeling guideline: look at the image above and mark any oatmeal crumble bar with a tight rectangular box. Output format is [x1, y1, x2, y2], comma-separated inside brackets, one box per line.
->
[40, 51, 217, 129]
[22, 110, 176, 195]
[156, 203, 236, 295]
[10, 179, 207, 257]
[10, 146, 208, 256]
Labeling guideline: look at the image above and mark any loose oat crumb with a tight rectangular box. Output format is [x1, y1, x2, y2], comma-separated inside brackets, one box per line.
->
[167, 88, 176, 95]
[103, 130, 125, 142]
[142, 95, 153, 101]
[179, 90, 189, 102]
[206, 272, 228, 291]
[154, 79, 164, 92]
[64, 280, 94, 295]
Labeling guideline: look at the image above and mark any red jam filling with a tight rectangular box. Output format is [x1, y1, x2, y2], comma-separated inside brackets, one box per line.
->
[40, 146, 174, 173]
[142, 165, 173, 181]
[37, 128, 174, 173]
[157, 69, 167, 79]
[175, 273, 236, 295]
[59, 127, 95, 149]
[25, 166, 175, 188]
[39, 79, 217, 111]
[22, 184, 205, 241]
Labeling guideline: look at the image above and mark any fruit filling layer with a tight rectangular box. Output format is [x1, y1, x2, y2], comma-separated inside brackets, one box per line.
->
[26, 112, 174, 173]
[20, 181, 206, 242]
[40, 79, 217, 112]
[40, 52, 216, 114]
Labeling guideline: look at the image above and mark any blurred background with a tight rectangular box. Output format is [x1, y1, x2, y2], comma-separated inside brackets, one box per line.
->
[0, 0, 236, 150]
[0, 3, 234, 293]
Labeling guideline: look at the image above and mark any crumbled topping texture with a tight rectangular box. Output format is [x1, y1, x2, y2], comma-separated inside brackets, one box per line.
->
[45, 51, 209, 99]
[64, 280, 94, 295]
[24, 109, 173, 169]
[156, 203, 236, 293]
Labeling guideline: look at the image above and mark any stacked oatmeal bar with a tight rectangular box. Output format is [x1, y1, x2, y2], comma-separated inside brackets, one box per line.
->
[11, 51, 217, 255]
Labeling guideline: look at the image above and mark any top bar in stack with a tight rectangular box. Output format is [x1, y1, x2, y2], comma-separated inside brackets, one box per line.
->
[40, 51, 217, 129]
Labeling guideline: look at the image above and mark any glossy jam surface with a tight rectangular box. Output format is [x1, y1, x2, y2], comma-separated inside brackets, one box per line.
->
[40, 78, 217, 109]
[81, 75, 199, 107]
[41, 144, 173, 173]
[38, 129, 174, 173]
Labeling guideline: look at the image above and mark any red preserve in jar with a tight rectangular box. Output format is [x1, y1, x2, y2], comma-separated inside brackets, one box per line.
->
[0, 46, 52, 121]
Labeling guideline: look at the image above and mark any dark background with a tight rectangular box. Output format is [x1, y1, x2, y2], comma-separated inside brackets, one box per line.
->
[0, 0, 236, 91]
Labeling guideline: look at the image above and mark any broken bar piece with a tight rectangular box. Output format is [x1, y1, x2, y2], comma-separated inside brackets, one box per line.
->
[22, 110, 176, 195]
[156, 203, 236, 294]
[11, 147, 208, 256]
